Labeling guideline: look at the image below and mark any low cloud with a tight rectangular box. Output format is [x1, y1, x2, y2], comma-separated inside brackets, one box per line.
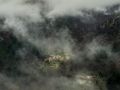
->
[46, 0, 120, 17]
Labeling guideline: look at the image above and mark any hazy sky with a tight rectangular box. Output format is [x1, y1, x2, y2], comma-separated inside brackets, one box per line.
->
[46, 0, 120, 17]
[0, 0, 120, 18]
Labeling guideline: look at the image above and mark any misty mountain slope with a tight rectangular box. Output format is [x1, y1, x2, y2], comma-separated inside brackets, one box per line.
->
[0, 1, 120, 90]
[0, 12, 120, 90]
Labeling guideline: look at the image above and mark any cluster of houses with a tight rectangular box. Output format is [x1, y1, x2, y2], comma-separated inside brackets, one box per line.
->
[45, 54, 70, 63]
